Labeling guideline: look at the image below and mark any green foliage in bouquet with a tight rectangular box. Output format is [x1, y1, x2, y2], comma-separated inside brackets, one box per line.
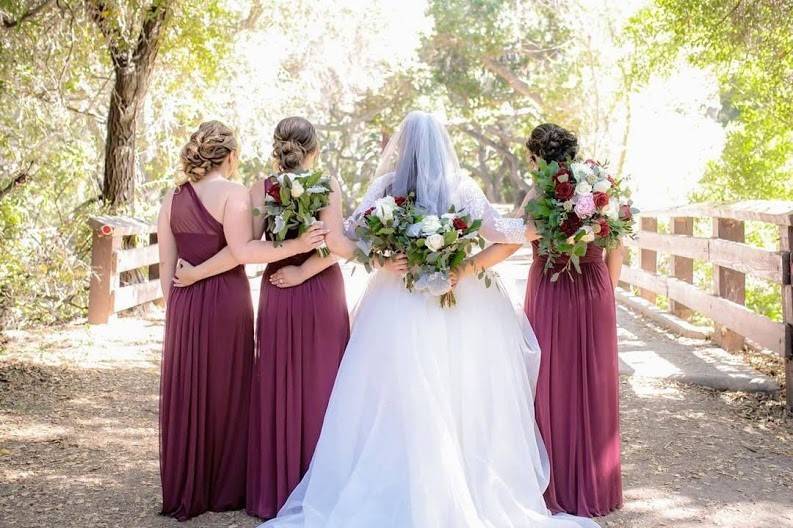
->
[256, 168, 332, 257]
[526, 158, 637, 282]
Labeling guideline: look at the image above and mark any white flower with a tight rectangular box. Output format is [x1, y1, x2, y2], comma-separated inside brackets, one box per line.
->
[420, 215, 442, 235]
[570, 162, 594, 183]
[415, 272, 452, 296]
[274, 214, 286, 234]
[581, 225, 595, 243]
[307, 185, 327, 194]
[291, 180, 305, 198]
[607, 198, 619, 219]
[566, 235, 576, 244]
[441, 213, 457, 220]
[425, 233, 445, 252]
[557, 172, 569, 183]
[562, 200, 574, 212]
[575, 181, 592, 195]
[593, 179, 611, 193]
[373, 196, 398, 222]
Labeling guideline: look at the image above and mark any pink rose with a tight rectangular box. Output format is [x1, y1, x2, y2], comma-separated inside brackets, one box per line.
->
[574, 194, 596, 219]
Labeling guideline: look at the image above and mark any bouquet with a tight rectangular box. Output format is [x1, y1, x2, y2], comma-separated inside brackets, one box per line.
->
[257, 169, 332, 257]
[351, 195, 486, 308]
[526, 158, 637, 281]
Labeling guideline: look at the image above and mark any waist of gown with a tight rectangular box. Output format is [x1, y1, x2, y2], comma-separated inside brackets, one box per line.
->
[531, 243, 605, 269]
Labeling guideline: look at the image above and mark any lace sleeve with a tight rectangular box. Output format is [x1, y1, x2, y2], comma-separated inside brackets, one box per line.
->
[344, 173, 393, 238]
[457, 177, 526, 244]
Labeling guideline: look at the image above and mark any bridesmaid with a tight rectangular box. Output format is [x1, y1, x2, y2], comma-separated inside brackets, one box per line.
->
[174, 117, 356, 520]
[522, 123, 624, 517]
[157, 120, 326, 521]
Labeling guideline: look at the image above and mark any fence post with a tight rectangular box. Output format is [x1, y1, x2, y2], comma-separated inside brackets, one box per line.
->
[87, 226, 121, 324]
[780, 224, 792, 412]
[639, 217, 658, 303]
[148, 232, 159, 281]
[712, 218, 746, 351]
[670, 217, 694, 318]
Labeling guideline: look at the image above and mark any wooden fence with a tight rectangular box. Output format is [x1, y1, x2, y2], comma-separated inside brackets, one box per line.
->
[88, 201, 793, 407]
[617, 201, 793, 407]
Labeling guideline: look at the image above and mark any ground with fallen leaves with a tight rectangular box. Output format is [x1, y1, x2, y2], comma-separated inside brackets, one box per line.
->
[1, 308, 791, 528]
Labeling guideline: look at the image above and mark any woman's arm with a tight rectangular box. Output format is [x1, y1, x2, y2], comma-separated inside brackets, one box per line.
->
[451, 243, 522, 286]
[172, 248, 238, 287]
[321, 177, 358, 260]
[606, 239, 625, 289]
[223, 184, 327, 264]
[250, 178, 267, 241]
[269, 254, 340, 288]
[157, 190, 177, 305]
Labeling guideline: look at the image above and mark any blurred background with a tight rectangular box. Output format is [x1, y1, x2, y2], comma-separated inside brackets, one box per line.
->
[1, 0, 791, 328]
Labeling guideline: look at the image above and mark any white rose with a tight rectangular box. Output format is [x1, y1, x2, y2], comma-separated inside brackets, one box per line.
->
[290, 180, 305, 198]
[425, 233, 445, 252]
[593, 179, 611, 193]
[563, 200, 574, 212]
[570, 162, 593, 183]
[420, 215, 442, 235]
[373, 196, 398, 222]
[575, 181, 592, 195]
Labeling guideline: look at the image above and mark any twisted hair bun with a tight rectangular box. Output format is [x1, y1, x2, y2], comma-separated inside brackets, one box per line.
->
[272, 116, 319, 172]
[180, 120, 238, 182]
[526, 123, 578, 163]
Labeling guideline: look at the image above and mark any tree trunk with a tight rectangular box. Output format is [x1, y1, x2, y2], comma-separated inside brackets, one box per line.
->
[103, 67, 139, 211]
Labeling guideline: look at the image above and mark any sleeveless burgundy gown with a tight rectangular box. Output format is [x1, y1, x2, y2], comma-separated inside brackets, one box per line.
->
[524, 242, 622, 517]
[160, 183, 254, 521]
[246, 235, 350, 519]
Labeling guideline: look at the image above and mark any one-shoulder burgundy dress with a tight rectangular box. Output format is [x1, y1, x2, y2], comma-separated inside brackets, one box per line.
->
[160, 183, 254, 521]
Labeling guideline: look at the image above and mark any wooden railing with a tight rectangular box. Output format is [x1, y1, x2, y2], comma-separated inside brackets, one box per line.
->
[618, 201, 793, 407]
[87, 216, 161, 324]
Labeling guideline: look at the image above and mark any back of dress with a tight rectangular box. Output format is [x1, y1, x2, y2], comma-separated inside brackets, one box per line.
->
[170, 183, 228, 266]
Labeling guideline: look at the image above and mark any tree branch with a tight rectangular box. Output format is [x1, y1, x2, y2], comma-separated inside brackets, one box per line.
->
[1, 0, 54, 29]
[481, 56, 544, 110]
[0, 165, 33, 202]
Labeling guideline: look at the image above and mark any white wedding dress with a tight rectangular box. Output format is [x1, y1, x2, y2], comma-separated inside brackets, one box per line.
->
[261, 112, 600, 528]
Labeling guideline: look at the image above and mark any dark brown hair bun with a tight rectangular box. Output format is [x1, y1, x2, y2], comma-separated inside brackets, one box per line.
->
[526, 123, 578, 163]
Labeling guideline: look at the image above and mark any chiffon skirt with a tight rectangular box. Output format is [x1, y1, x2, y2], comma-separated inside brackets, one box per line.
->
[261, 272, 598, 528]
[525, 255, 622, 517]
[160, 268, 254, 520]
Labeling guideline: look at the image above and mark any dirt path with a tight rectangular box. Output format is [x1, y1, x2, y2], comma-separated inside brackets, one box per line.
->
[1, 309, 792, 528]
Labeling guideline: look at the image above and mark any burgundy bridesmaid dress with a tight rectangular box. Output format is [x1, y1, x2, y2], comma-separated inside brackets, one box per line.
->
[246, 247, 350, 519]
[160, 184, 254, 521]
[524, 242, 622, 517]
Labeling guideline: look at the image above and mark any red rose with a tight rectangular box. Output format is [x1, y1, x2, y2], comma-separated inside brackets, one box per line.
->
[265, 178, 282, 203]
[593, 192, 609, 209]
[597, 218, 611, 238]
[363, 207, 375, 217]
[619, 204, 633, 221]
[554, 181, 574, 201]
[452, 217, 468, 231]
[560, 215, 582, 237]
[394, 196, 407, 206]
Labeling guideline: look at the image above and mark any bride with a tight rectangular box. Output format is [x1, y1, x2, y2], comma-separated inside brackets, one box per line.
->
[262, 111, 599, 528]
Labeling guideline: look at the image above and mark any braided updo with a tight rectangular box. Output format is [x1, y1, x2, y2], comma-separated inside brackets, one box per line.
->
[526, 123, 578, 163]
[272, 116, 319, 172]
[180, 120, 238, 182]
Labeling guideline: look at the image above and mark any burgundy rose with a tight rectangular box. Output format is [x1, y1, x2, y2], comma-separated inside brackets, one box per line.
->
[593, 191, 609, 209]
[597, 218, 611, 238]
[394, 196, 407, 207]
[554, 181, 575, 201]
[560, 215, 582, 237]
[619, 204, 633, 221]
[265, 178, 282, 203]
[452, 217, 468, 231]
[363, 206, 375, 217]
